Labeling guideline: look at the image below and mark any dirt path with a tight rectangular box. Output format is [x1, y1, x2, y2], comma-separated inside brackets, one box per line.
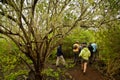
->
[46, 60, 106, 80]
[68, 64, 105, 80]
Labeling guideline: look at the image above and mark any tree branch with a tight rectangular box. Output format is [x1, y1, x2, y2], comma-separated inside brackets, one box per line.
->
[0, 11, 18, 23]
[58, 0, 71, 15]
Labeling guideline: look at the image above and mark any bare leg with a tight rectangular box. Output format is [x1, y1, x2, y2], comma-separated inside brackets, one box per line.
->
[83, 62, 87, 73]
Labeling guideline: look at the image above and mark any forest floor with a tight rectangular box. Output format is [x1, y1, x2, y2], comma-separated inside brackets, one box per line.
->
[67, 64, 105, 80]
[45, 59, 107, 80]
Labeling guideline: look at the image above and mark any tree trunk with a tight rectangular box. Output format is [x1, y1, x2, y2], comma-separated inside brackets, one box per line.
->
[34, 62, 44, 80]
[35, 71, 43, 80]
[27, 62, 44, 80]
[27, 68, 44, 80]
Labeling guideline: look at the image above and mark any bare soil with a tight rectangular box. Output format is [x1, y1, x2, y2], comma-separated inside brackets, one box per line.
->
[67, 64, 105, 80]
[46, 61, 106, 80]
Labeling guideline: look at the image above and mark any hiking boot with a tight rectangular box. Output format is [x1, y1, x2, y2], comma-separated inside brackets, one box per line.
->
[81, 69, 83, 72]
[56, 65, 59, 67]
[83, 72, 86, 75]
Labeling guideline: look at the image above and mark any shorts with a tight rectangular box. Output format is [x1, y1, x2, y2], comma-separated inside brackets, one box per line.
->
[81, 58, 88, 63]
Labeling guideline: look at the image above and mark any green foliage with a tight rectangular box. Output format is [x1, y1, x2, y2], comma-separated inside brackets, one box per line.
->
[42, 65, 73, 80]
[95, 21, 120, 79]
[42, 68, 59, 80]
[49, 27, 95, 59]
[0, 0, 119, 80]
[0, 37, 30, 80]
[50, 27, 95, 59]
[5, 70, 28, 80]
[62, 27, 95, 57]
[65, 61, 75, 69]
[49, 49, 57, 59]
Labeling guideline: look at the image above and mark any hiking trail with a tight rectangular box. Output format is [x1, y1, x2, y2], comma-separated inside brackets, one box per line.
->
[67, 64, 105, 80]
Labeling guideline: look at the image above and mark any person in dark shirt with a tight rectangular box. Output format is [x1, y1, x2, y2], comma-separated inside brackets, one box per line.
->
[56, 44, 66, 67]
[88, 43, 94, 64]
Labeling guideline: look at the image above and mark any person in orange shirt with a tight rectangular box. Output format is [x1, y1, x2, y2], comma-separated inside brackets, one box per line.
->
[73, 41, 80, 65]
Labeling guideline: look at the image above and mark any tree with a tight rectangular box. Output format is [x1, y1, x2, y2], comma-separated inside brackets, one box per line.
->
[95, 18, 120, 79]
[0, 0, 119, 80]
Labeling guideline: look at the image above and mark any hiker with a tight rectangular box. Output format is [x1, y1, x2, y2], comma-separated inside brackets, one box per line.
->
[56, 44, 66, 67]
[91, 42, 97, 62]
[72, 41, 80, 65]
[88, 43, 94, 64]
[79, 42, 91, 74]
[78, 43, 83, 64]
[79, 43, 83, 53]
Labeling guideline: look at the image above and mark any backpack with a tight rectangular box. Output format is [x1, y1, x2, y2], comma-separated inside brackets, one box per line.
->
[73, 45, 78, 49]
[88, 44, 93, 53]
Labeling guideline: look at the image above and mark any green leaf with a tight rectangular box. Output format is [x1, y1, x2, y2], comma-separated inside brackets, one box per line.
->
[88, 0, 94, 4]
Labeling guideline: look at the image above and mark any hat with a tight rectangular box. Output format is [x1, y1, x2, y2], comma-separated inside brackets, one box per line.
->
[75, 41, 79, 43]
